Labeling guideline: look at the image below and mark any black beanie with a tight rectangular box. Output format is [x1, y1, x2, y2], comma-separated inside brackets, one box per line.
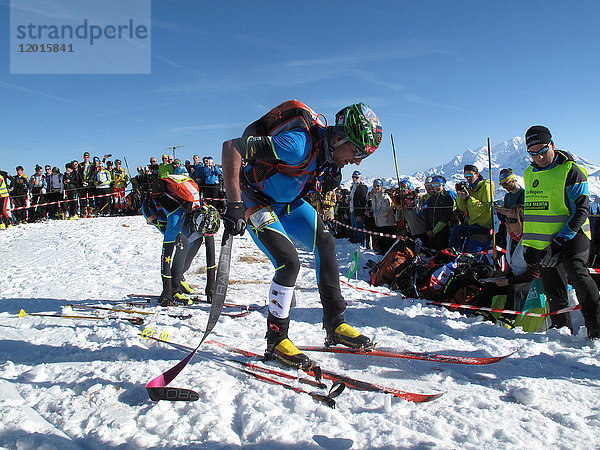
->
[463, 164, 478, 173]
[525, 125, 552, 149]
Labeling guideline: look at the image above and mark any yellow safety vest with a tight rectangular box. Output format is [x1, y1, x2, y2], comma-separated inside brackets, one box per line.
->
[523, 160, 591, 249]
[112, 168, 128, 188]
[0, 176, 9, 197]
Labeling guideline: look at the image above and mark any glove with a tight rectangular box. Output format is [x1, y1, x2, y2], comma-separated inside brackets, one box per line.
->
[540, 239, 564, 268]
[523, 246, 544, 265]
[223, 201, 246, 236]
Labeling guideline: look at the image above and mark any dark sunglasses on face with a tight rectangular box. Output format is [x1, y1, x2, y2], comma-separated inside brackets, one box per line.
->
[352, 176, 359, 179]
[464, 173, 474, 178]
[505, 217, 519, 224]
[527, 144, 550, 157]
[431, 182, 442, 187]
[353, 146, 369, 160]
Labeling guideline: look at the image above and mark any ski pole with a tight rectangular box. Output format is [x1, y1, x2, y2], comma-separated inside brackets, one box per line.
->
[487, 137, 496, 262]
[390, 134, 401, 189]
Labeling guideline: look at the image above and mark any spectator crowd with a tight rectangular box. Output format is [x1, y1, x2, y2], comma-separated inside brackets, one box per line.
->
[0, 152, 224, 228]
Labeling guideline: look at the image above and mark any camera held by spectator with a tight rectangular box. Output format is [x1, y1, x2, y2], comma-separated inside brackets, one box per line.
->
[455, 181, 469, 194]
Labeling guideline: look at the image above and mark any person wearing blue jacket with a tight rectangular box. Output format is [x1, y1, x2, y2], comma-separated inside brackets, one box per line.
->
[201, 156, 222, 203]
[221, 102, 382, 369]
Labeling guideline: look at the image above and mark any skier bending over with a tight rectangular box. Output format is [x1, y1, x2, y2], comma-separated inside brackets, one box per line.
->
[142, 192, 219, 306]
[221, 101, 383, 369]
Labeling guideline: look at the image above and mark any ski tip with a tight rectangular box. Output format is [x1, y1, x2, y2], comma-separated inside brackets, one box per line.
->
[422, 391, 445, 402]
[147, 387, 200, 402]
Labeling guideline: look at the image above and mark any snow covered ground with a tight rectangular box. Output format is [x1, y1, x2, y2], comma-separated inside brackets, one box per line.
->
[1, 216, 599, 449]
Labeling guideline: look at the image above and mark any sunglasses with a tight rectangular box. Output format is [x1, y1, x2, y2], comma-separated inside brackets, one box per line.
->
[431, 182, 442, 187]
[464, 173, 475, 178]
[353, 146, 369, 160]
[527, 144, 550, 157]
[505, 217, 519, 224]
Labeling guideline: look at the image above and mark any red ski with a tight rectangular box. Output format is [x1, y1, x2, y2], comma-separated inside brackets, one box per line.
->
[144, 335, 343, 407]
[206, 340, 443, 403]
[295, 345, 516, 366]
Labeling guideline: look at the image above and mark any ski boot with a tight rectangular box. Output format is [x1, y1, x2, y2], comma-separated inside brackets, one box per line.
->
[324, 314, 374, 350]
[180, 278, 195, 295]
[158, 291, 178, 307]
[265, 314, 314, 370]
[173, 291, 193, 305]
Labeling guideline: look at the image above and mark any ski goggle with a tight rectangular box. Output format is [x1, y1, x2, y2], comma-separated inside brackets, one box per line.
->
[353, 145, 370, 160]
[527, 144, 550, 157]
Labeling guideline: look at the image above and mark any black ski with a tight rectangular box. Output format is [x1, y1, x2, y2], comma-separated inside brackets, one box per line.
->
[127, 293, 264, 311]
[68, 304, 192, 320]
[191, 297, 266, 311]
[18, 309, 144, 325]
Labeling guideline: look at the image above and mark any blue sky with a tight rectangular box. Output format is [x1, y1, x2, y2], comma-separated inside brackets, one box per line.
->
[2, 0, 599, 180]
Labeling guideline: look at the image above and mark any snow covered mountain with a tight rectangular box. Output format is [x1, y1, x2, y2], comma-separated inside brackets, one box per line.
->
[414, 137, 600, 205]
[345, 137, 600, 210]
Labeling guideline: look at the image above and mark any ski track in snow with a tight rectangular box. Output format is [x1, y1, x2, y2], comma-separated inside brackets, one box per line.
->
[1, 216, 599, 449]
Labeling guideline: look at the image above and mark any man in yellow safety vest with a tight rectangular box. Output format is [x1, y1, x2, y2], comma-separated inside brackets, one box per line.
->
[522, 125, 599, 340]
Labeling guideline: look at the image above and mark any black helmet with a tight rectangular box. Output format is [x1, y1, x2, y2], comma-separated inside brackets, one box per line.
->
[192, 204, 220, 236]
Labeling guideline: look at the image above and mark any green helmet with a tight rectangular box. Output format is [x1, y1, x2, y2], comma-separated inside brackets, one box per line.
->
[335, 103, 383, 157]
